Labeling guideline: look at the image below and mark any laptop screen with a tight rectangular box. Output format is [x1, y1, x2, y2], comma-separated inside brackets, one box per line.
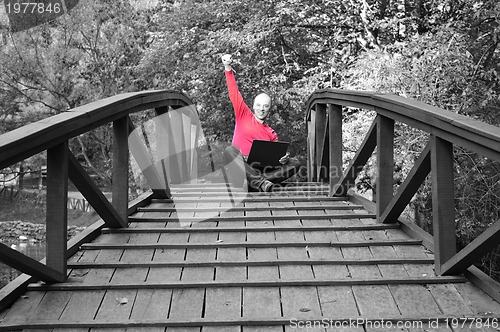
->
[246, 140, 289, 167]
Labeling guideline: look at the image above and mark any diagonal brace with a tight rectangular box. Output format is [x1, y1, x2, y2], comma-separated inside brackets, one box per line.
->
[0, 243, 65, 282]
[68, 152, 127, 228]
[380, 142, 431, 224]
[331, 119, 377, 197]
[441, 219, 500, 275]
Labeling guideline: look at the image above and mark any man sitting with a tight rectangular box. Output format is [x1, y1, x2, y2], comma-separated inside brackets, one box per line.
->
[221, 54, 300, 192]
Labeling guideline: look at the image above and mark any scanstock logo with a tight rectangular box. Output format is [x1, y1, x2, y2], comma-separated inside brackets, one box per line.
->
[3, 0, 80, 32]
[128, 105, 248, 227]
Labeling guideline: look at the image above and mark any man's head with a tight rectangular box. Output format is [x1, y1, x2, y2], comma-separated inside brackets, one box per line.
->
[253, 93, 271, 123]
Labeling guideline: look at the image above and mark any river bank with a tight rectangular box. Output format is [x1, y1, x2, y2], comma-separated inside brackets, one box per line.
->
[0, 220, 86, 245]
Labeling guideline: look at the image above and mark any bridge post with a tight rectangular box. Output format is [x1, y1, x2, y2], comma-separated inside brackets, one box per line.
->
[376, 115, 394, 220]
[46, 142, 68, 279]
[328, 104, 342, 191]
[431, 135, 456, 274]
[189, 107, 200, 183]
[315, 104, 328, 182]
[112, 116, 129, 222]
[307, 107, 316, 182]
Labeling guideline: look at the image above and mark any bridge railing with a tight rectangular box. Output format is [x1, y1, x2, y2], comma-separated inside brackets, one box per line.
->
[0, 90, 196, 285]
[306, 89, 500, 277]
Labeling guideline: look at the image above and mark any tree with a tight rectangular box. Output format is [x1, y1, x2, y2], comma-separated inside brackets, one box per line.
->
[0, 0, 152, 184]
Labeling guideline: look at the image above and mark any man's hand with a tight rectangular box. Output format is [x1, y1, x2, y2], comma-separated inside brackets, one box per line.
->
[221, 54, 233, 71]
[279, 152, 290, 165]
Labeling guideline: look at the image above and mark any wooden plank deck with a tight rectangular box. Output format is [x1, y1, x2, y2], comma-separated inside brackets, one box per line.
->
[1, 183, 500, 331]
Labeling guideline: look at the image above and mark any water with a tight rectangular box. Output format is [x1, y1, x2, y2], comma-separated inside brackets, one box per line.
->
[0, 241, 46, 288]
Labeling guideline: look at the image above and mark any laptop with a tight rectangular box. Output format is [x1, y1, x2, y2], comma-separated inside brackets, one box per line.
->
[246, 140, 289, 167]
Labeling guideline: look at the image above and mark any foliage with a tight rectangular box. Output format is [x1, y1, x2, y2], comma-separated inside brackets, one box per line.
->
[0, 0, 152, 183]
[0, 192, 97, 226]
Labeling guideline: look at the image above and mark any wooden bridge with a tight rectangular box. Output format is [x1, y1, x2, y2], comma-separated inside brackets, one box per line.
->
[0, 89, 500, 330]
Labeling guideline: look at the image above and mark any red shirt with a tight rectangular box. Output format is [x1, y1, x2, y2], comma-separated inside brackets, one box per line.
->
[225, 70, 278, 156]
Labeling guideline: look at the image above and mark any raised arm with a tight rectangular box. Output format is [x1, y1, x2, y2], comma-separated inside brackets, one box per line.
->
[221, 54, 249, 120]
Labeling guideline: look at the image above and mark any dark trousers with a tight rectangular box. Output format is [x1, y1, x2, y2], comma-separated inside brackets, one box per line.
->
[223, 145, 300, 190]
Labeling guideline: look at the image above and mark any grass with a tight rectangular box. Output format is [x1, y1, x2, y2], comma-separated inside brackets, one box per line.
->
[0, 194, 100, 227]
